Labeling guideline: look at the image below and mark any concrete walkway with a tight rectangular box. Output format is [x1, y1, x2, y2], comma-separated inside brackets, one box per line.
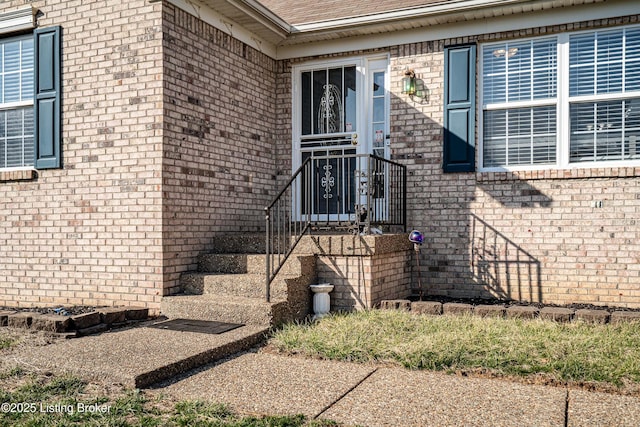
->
[156, 351, 640, 427]
[10, 324, 268, 388]
[9, 325, 640, 426]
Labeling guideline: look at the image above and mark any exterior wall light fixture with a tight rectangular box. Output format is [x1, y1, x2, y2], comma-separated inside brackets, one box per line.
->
[401, 68, 416, 96]
[401, 68, 428, 102]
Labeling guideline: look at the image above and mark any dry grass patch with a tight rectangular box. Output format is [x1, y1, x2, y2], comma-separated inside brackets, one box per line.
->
[269, 310, 640, 393]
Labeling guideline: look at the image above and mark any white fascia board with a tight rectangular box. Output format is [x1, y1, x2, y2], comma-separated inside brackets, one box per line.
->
[0, 7, 35, 35]
[277, 0, 635, 60]
[166, 0, 278, 58]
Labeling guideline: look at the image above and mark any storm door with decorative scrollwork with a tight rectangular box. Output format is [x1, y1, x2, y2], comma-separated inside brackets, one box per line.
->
[293, 58, 390, 224]
[298, 64, 359, 221]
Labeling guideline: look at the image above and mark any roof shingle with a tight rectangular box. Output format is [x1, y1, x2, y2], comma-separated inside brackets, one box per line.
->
[257, 0, 449, 26]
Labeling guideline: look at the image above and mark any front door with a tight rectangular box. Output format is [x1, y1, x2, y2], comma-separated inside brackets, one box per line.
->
[293, 56, 389, 223]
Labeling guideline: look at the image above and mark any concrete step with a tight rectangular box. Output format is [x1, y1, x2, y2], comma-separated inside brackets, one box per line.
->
[161, 294, 290, 327]
[198, 253, 304, 276]
[208, 234, 291, 254]
[12, 322, 268, 389]
[180, 273, 287, 299]
[198, 254, 266, 274]
[209, 234, 266, 254]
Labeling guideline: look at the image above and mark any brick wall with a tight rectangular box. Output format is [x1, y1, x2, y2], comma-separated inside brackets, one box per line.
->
[370, 251, 412, 306]
[301, 234, 412, 311]
[1, 2, 637, 312]
[316, 251, 411, 311]
[0, 0, 164, 309]
[389, 17, 640, 309]
[281, 15, 640, 309]
[161, 5, 278, 294]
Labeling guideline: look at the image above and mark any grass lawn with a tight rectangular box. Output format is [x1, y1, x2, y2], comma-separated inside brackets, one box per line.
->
[0, 368, 340, 427]
[269, 310, 640, 391]
[0, 337, 13, 351]
[0, 330, 340, 427]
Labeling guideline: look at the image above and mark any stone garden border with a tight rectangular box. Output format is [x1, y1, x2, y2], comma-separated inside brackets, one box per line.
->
[0, 306, 150, 337]
[380, 300, 640, 324]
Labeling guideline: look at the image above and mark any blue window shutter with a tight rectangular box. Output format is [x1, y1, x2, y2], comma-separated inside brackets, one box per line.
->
[443, 44, 476, 173]
[34, 26, 61, 169]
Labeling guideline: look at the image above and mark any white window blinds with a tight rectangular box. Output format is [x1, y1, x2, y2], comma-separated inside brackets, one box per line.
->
[482, 38, 557, 167]
[0, 35, 34, 169]
[569, 27, 640, 163]
[481, 25, 640, 170]
[483, 38, 557, 104]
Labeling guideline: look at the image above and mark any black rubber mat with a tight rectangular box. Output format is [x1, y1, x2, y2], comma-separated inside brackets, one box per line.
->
[147, 318, 244, 335]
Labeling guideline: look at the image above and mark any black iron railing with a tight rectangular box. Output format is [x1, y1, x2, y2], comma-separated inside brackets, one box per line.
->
[265, 154, 406, 302]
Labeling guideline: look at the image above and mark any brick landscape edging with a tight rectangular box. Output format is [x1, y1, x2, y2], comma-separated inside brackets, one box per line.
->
[380, 300, 640, 324]
[0, 307, 150, 337]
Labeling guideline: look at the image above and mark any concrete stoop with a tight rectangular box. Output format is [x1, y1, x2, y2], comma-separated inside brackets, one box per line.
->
[12, 323, 269, 389]
[15, 241, 317, 389]
[180, 273, 285, 299]
[162, 252, 316, 327]
[198, 253, 307, 276]
[161, 294, 290, 326]
[140, 235, 316, 385]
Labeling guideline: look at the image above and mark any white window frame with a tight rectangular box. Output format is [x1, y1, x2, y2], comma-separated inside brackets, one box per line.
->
[479, 24, 640, 172]
[0, 33, 34, 171]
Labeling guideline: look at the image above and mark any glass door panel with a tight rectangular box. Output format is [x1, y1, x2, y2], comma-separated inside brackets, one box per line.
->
[365, 61, 390, 223]
[294, 58, 390, 224]
[298, 64, 360, 221]
[370, 69, 389, 159]
[301, 66, 357, 136]
[301, 149, 358, 220]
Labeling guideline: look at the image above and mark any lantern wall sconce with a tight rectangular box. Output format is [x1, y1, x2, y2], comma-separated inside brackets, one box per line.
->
[401, 69, 416, 96]
[401, 68, 429, 102]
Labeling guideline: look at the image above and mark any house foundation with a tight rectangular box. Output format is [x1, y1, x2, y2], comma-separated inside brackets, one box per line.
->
[296, 234, 412, 311]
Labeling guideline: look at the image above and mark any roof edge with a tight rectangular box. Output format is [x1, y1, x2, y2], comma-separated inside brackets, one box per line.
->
[288, 0, 560, 32]
[218, 0, 560, 38]
[226, 0, 291, 36]
[161, 0, 280, 58]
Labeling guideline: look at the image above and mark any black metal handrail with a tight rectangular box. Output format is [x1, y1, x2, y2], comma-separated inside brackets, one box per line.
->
[264, 157, 312, 302]
[264, 154, 406, 302]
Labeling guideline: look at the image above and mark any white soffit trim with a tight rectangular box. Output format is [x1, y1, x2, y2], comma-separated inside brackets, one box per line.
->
[225, 0, 289, 36]
[277, 0, 637, 59]
[165, 0, 278, 58]
[0, 7, 35, 35]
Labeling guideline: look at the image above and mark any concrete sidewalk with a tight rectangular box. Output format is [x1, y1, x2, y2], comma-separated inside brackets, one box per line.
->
[9, 323, 268, 388]
[9, 324, 640, 426]
[157, 352, 640, 427]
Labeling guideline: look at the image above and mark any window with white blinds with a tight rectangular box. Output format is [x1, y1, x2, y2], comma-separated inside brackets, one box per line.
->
[0, 35, 34, 169]
[482, 38, 557, 167]
[484, 106, 556, 167]
[481, 24, 640, 170]
[569, 27, 640, 163]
